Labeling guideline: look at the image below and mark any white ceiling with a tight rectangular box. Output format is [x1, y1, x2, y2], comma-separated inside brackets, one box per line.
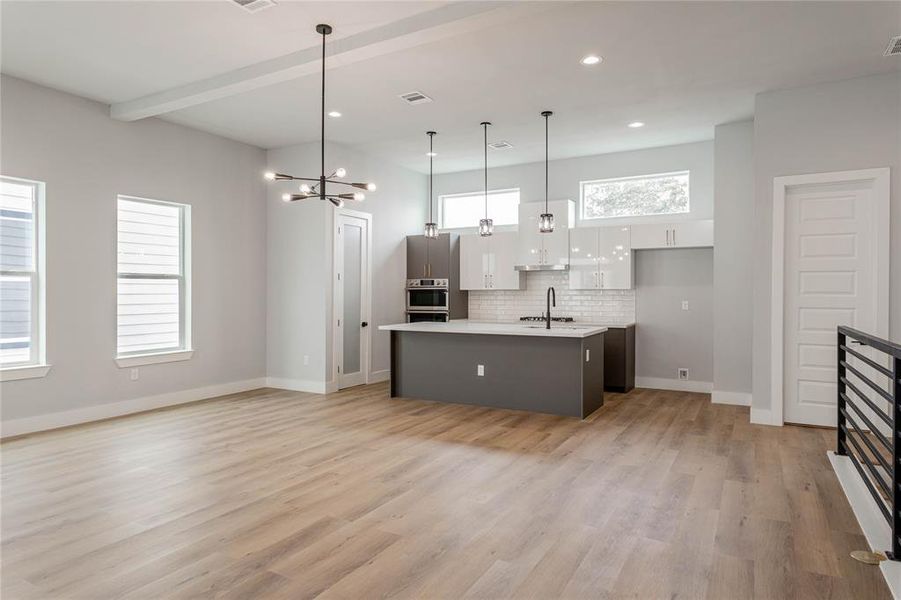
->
[2, 1, 899, 173]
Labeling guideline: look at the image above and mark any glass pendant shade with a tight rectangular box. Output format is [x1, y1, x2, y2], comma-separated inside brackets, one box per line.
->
[539, 213, 555, 233]
[424, 222, 439, 239]
[479, 218, 494, 237]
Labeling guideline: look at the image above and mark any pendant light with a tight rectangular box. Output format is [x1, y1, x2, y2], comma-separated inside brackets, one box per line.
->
[539, 110, 555, 233]
[478, 121, 493, 237]
[424, 131, 439, 239]
[262, 24, 375, 206]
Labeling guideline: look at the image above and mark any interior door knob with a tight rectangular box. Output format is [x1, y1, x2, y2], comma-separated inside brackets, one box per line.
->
[361, 322, 369, 328]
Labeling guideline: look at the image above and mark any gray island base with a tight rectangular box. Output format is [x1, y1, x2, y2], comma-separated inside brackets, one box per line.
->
[381, 321, 606, 419]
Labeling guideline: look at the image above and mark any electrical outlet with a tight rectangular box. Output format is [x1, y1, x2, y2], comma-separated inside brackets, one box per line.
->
[678, 368, 689, 380]
[477, 364, 484, 377]
[303, 355, 309, 366]
[130, 368, 139, 381]
[681, 300, 689, 311]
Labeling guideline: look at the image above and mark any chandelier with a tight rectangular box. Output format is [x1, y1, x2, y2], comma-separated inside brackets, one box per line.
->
[263, 24, 375, 207]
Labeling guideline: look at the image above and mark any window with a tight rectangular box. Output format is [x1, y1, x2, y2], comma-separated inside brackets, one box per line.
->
[117, 196, 190, 358]
[1, 176, 44, 369]
[581, 171, 690, 220]
[440, 188, 519, 229]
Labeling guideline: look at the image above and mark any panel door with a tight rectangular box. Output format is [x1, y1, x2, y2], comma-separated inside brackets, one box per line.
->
[568, 227, 599, 289]
[783, 179, 878, 426]
[629, 223, 670, 249]
[426, 233, 451, 279]
[517, 201, 544, 265]
[406, 235, 429, 278]
[490, 232, 522, 290]
[542, 199, 574, 266]
[671, 220, 714, 248]
[597, 226, 633, 289]
[459, 234, 486, 290]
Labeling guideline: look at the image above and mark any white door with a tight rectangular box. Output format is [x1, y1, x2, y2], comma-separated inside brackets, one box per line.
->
[336, 212, 370, 389]
[671, 220, 714, 248]
[517, 202, 543, 265]
[629, 223, 670, 249]
[782, 177, 883, 426]
[542, 200, 573, 267]
[597, 226, 632, 289]
[460, 234, 486, 290]
[490, 232, 522, 290]
[569, 227, 598, 289]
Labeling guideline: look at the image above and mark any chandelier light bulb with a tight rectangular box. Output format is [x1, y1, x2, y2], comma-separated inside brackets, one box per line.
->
[366, 183, 377, 191]
[334, 167, 346, 178]
[299, 184, 311, 193]
[281, 193, 291, 202]
[353, 192, 365, 201]
[264, 171, 276, 181]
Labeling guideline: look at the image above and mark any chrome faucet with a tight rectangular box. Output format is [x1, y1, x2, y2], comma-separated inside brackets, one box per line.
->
[546, 286, 556, 329]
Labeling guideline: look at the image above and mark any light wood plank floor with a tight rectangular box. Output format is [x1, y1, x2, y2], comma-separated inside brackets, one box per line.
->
[1, 384, 890, 599]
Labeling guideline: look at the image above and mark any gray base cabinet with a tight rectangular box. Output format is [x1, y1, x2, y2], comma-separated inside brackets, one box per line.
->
[389, 330, 605, 419]
[604, 325, 635, 393]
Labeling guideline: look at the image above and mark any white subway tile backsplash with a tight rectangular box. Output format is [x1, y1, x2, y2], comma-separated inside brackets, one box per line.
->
[468, 271, 635, 324]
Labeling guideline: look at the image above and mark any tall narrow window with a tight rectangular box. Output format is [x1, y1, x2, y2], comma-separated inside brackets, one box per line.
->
[117, 196, 190, 357]
[0, 176, 44, 368]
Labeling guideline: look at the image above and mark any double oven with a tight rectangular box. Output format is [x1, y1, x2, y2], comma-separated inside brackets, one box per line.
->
[406, 278, 450, 323]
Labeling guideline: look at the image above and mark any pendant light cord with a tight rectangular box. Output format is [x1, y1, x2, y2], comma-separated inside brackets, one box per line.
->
[429, 134, 433, 223]
[320, 28, 326, 199]
[545, 113, 549, 213]
[483, 122, 488, 219]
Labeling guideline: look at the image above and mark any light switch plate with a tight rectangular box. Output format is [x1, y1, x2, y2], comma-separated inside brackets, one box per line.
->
[681, 300, 689, 311]
[130, 368, 139, 381]
[477, 365, 484, 376]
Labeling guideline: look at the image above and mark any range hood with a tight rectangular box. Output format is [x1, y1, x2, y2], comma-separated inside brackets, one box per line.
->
[514, 263, 569, 271]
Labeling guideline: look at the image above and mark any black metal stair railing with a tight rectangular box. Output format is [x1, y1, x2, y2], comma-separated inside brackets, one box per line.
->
[836, 325, 901, 559]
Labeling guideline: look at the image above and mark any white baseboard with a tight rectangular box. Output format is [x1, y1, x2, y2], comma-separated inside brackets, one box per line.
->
[636, 377, 713, 394]
[750, 406, 782, 426]
[829, 451, 901, 598]
[265, 377, 328, 394]
[369, 369, 390, 383]
[1, 378, 267, 438]
[712, 390, 752, 406]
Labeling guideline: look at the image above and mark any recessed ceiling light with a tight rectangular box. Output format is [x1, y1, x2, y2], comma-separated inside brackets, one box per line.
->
[580, 54, 602, 65]
[627, 121, 645, 128]
[426, 151, 437, 157]
[328, 111, 341, 118]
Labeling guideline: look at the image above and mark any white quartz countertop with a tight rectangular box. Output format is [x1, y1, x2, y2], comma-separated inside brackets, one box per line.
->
[378, 320, 608, 338]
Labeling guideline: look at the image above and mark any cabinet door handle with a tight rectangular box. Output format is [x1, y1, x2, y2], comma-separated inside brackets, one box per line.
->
[672, 229, 676, 246]
[601, 272, 605, 288]
[666, 229, 670, 246]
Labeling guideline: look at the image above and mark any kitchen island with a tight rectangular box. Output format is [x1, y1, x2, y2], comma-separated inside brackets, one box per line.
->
[379, 320, 607, 419]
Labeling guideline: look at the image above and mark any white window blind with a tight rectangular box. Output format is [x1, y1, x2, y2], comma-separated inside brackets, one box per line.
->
[581, 171, 690, 220]
[117, 197, 188, 356]
[440, 188, 520, 229]
[0, 177, 42, 366]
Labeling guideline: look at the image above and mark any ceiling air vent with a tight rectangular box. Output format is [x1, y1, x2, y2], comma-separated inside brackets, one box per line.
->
[885, 35, 901, 57]
[488, 141, 514, 150]
[231, 0, 277, 14]
[399, 91, 433, 105]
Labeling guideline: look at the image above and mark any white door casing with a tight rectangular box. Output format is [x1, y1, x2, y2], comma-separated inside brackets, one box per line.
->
[335, 210, 372, 390]
[772, 168, 890, 427]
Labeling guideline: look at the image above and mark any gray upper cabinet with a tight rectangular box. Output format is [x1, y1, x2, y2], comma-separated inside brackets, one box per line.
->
[407, 234, 452, 279]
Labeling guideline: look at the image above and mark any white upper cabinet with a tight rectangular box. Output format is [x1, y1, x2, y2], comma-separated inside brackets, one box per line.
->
[569, 226, 633, 290]
[630, 219, 714, 249]
[460, 232, 523, 290]
[516, 199, 575, 269]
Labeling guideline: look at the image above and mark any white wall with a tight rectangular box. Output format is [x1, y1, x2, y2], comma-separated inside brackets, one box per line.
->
[0, 76, 268, 429]
[635, 248, 714, 390]
[713, 120, 754, 404]
[468, 271, 635, 324]
[751, 72, 901, 423]
[266, 141, 425, 390]
[433, 140, 714, 228]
